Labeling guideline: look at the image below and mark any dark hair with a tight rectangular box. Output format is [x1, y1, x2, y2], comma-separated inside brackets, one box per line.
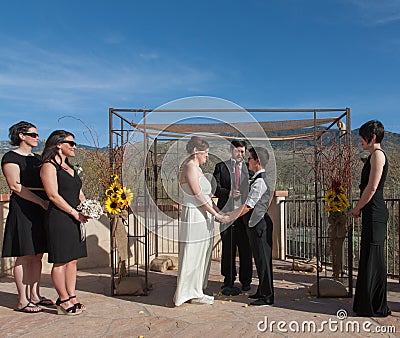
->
[186, 136, 209, 154]
[8, 121, 37, 146]
[249, 147, 269, 167]
[230, 139, 247, 149]
[41, 130, 75, 165]
[359, 120, 384, 144]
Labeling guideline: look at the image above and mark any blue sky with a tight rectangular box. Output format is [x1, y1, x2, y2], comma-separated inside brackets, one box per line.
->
[1, 0, 400, 146]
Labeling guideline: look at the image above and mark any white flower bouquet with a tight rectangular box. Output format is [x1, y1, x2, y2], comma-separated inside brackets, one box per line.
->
[77, 199, 103, 219]
[76, 199, 103, 241]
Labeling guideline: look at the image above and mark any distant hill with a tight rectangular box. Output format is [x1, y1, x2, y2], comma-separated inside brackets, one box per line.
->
[267, 128, 400, 152]
[1, 128, 399, 154]
[378, 130, 400, 151]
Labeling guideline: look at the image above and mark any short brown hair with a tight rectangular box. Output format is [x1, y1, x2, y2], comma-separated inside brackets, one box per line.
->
[249, 147, 269, 167]
[186, 136, 209, 154]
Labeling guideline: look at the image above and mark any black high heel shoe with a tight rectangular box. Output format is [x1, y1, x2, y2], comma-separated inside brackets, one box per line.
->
[69, 295, 86, 311]
[55, 298, 82, 316]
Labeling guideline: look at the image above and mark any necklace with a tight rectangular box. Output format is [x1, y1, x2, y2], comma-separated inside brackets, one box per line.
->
[61, 164, 71, 171]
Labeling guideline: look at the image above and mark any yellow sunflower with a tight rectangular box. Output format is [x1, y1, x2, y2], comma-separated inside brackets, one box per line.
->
[104, 196, 123, 215]
[118, 187, 133, 208]
[111, 174, 119, 181]
[109, 182, 123, 194]
[324, 186, 350, 213]
[105, 188, 114, 197]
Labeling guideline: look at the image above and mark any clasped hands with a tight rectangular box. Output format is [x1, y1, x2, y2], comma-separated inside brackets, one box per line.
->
[214, 211, 234, 224]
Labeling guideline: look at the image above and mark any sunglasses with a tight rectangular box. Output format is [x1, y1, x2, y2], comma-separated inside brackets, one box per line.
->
[23, 132, 39, 138]
[60, 140, 77, 147]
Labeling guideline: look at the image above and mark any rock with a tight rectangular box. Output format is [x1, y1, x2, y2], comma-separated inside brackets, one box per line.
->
[292, 257, 321, 273]
[150, 257, 173, 272]
[292, 261, 316, 273]
[115, 276, 151, 295]
[307, 278, 348, 297]
[158, 255, 178, 270]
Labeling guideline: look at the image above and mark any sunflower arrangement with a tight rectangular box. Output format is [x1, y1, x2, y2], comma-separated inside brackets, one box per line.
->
[324, 180, 351, 280]
[104, 174, 133, 215]
[324, 180, 351, 213]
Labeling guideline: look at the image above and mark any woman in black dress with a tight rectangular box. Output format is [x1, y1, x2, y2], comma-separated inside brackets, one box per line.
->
[351, 120, 391, 317]
[2, 121, 51, 313]
[40, 130, 88, 315]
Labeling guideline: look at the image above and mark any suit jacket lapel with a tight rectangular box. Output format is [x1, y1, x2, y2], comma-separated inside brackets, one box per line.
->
[240, 162, 249, 183]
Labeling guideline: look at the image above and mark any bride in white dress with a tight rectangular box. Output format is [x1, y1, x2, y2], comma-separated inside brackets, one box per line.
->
[174, 136, 225, 306]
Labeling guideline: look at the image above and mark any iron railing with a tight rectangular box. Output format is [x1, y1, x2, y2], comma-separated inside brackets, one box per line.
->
[285, 197, 400, 280]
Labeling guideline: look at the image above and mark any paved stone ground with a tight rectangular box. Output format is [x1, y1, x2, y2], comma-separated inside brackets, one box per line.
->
[0, 259, 399, 337]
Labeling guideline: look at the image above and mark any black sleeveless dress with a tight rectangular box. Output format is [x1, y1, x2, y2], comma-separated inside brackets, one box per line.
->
[353, 149, 390, 317]
[45, 162, 87, 264]
[1, 151, 47, 257]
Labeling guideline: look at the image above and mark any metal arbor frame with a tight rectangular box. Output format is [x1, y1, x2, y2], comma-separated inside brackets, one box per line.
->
[108, 109, 155, 295]
[108, 107, 352, 297]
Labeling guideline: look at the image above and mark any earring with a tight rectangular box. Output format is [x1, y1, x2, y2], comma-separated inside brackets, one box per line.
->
[58, 148, 62, 156]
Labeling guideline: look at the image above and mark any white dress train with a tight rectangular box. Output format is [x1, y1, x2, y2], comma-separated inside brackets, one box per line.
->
[173, 175, 214, 306]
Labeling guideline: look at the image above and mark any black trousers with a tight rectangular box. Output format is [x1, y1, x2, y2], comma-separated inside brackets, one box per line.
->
[246, 213, 274, 303]
[220, 216, 252, 286]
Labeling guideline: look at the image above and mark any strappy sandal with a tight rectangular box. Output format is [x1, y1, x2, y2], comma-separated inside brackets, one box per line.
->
[69, 295, 86, 311]
[14, 301, 43, 313]
[34, 296, 54, 306]
[55, 298, 82, 316]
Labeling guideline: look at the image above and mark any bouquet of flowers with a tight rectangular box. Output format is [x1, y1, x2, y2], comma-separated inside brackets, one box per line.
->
[77, 199, 104, 219]
[104, 174, 133, 215]
[76, 199, 103, 242]
[323, 180, 351, 213]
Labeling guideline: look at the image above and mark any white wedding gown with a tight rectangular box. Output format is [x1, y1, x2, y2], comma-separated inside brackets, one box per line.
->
[173, 175, 214, 306]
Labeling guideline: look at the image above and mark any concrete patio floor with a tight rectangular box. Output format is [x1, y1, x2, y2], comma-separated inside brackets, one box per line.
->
[0, 259, 399, 337]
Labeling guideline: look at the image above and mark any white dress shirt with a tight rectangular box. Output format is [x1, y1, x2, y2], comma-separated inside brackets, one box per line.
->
[245, 169, 268, 209]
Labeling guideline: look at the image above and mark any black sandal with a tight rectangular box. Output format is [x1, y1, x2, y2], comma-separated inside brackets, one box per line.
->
[69, 295, 86, 311]
[55, 298, 82, 316]
[14, 301, 43, 313]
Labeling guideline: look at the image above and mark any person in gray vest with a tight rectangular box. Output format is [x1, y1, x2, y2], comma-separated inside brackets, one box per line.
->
[222, 146, 274, 306]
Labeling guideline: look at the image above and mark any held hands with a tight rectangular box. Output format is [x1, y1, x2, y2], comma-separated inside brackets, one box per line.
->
[214, 212, 225, 223]
[215, 211, 231, 224]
